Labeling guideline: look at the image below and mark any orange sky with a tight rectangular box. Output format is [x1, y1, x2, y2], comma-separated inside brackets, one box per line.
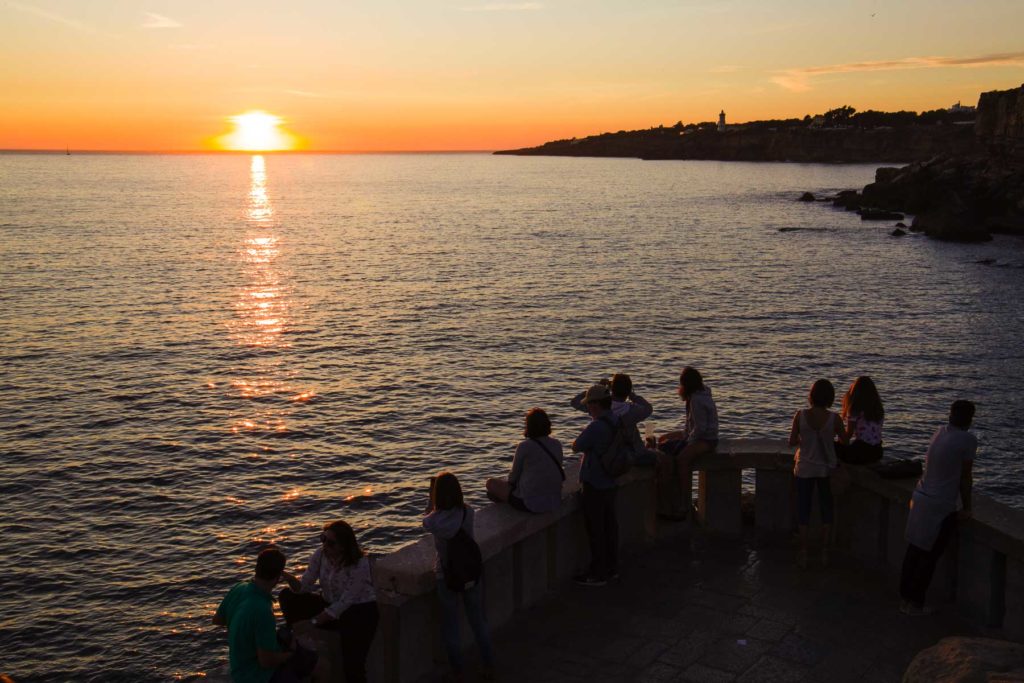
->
[1, 0, 1022, 151]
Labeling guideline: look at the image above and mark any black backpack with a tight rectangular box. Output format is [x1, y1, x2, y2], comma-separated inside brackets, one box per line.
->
[444, 508, 483, 592]
[598, 415, 633, 478]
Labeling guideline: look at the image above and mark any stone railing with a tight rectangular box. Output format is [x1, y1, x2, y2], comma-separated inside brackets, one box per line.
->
[350, 438, 1024, 681]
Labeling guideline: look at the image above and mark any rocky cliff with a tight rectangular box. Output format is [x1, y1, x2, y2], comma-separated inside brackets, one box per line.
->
[496, 125, 976, 163]
[975, 83, 1024, 159]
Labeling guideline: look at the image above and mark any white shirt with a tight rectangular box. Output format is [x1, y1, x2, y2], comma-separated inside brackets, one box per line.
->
[299, 548, 376, 619]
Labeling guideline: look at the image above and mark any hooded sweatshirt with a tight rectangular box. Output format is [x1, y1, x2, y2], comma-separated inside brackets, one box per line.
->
[423, 505, 475, 575]
[683, 387, 719, 443]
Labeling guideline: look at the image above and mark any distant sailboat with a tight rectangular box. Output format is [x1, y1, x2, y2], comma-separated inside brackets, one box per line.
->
[66, 146, 71, 156]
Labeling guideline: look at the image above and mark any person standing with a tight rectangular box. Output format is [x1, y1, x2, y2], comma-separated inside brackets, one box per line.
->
[788, 379, 848, 568]
[213, 547, 319, 683]
[424, 472, 494, 681]
[571, 374, 655, 466]
[278, 521, 379, 683]
[571, 383, 623, 586]
[900, 400, 977, 615]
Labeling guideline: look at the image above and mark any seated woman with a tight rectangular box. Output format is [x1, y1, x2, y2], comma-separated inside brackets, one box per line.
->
[655, 366, 719, 518]
[278, 520, 378, 683]
[837, 375, 884, 465]
[486, 407, 565, 513]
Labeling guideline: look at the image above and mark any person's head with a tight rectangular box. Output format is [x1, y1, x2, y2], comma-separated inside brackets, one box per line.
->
[254, 547, 286, 583]
[580, 383, 612, 415]
[609, 373, 632, 400]
[808, 379, 835, 408]
[524, 407, 552, 439]
[678, 366, 705, 402]
[842, 375, 884, 422]
[320, 520, 365, 567]
[431, 471, 464, 511]
[949, 400, 975, 429]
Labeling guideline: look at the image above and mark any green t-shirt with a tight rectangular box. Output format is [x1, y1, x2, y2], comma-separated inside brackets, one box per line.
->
[215, 581, 280, 683]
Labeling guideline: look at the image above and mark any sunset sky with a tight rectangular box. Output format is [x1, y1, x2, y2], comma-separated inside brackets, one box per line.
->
[1, 0, 1022, 152]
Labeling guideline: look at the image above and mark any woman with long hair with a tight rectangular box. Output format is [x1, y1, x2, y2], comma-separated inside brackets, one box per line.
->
[838, 375, 885, 464]
[279, 520, 378, 683]
[655, 366, 720, 519]
[424, 472, 494, 681]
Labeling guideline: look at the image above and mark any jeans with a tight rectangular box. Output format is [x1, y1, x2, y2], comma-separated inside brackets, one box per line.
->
[795, 476, 833, 525]
[436, 578, 494, 673]
[581, 483, 618, 578]
[900, 513, 957, 607]
[278, 589, 378, 683]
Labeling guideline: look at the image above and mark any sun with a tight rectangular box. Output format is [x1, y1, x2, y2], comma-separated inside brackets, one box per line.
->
[213, 110, 302, 151]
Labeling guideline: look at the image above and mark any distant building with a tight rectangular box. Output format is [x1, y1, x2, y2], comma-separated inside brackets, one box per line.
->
[717, 110, 726, 132]
[948, 101, 976, 114]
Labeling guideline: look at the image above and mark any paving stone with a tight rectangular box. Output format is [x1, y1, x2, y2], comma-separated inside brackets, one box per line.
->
[637, 661, 683, 683]
[627, 640, 672, 669]
[679, 663, 737, 682]
[599, 635, 646, 663]
[744, 619, 791, 642]
[657, 636, 712, 669]
[700, 636, 771, 673]
[735, 655, 806, 683]
[770, 633, 829, 666]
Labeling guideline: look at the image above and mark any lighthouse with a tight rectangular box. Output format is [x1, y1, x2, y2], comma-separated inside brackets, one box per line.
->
[717, 110, 726, 132]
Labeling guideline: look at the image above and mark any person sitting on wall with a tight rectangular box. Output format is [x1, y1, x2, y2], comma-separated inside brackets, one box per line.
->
[900, 400, 977, 616]
[655, 366, 719, 519]
[836, 375, 885, 465]
[571, 373, 655, 465]
[277, 520, 379, 683]
[486, 407, 566, 513]
[213, 547, 320, 683]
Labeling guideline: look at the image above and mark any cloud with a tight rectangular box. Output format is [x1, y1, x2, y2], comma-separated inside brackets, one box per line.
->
[142, 12, 182, 28]
[6, 0, 96, 33]
[772, 51, 1024, 92]
[461, 2, 543, 11]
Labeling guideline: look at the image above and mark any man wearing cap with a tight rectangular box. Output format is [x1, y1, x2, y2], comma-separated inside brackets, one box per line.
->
[571, 373, 655, 466]
[571, 383, 623, 586]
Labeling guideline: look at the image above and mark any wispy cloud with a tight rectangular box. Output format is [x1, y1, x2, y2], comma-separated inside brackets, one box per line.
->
[6, 0, 97, 33]
[772, 51, 1024, 92]
[142, 12, 182, 28]
[461, 2, 543, 11]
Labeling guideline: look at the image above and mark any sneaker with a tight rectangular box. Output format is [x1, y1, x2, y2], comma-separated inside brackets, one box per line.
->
[573, 573, 608, 587]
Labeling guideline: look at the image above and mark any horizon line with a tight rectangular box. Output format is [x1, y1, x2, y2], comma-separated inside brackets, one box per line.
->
[0, 148, 499, 155]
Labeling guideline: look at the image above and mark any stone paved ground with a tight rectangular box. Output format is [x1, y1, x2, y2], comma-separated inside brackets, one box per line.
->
[455, 531, 974, 683]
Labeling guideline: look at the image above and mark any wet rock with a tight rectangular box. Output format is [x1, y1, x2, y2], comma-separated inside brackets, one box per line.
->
[891, 228, 907, 237]
[798, 192, 816, 202]
[902, 636, 1024, 683]
[859, 208, 905, 220]
[778, 227, 828, 233]
[832, 190, 862, 210]
[895, 222, 907, 228]
[912, 196, 992, 242]
[875, 166, 903, 184]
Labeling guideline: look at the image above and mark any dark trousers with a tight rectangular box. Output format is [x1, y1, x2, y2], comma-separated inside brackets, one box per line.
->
[900, 513, 957, 608]
[795, 476, 834, 526]
[581, 483, 618, 578]
[836, 440, 883, 465]
[278, 588, 379, 683]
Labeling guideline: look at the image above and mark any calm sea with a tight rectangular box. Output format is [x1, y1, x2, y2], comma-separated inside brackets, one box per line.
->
[2, 153, 1023, 681]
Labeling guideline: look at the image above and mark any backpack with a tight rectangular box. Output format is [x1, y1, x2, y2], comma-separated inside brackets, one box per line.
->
[598, 415, 633, 478]
[444, 508, 483, 592]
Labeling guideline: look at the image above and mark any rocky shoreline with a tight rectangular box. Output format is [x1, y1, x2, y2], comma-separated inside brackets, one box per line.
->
[804, 85, 1024, 243]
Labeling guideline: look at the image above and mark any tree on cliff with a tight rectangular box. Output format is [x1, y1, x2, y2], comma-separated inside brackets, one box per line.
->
[824, 105, 856, 126]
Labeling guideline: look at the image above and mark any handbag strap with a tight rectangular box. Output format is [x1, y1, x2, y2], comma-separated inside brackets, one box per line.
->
[531, 437, 566, 481]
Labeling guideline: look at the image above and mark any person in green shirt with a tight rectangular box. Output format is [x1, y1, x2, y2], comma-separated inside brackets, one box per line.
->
[213, 547, 318, 683]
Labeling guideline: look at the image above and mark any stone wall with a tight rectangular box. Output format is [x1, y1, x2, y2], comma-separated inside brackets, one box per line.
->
[338, 439, 1024, 682]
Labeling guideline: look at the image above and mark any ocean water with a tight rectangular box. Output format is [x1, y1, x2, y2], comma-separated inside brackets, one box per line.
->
[1, 153, 1023, 681]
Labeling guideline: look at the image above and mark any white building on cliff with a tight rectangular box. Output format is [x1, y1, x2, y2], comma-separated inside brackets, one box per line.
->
[717, 110, 726, 132]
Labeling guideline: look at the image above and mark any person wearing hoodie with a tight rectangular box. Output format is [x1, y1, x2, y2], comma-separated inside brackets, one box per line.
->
[571, 373, 656, 466]
[423, 472, 494, 681]
[656, 366, 720, 519]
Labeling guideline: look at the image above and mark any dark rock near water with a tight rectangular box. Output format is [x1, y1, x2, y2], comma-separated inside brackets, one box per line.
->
[859, 208, 905, 220]
[778, 227, 828, 233]
[798, 192, 816, 202]
[895, 222, 907, 228]
[891, 228, 907, 237]
[832, 190, 862, 210]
